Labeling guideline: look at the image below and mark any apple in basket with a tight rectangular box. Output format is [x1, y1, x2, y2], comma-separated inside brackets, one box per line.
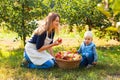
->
[73, 54, 81, 60]
[71, 48, 77, 53]
[55, 51, 81, 61]
[55, 51, 67, 59]
[55, 52, 62, 59]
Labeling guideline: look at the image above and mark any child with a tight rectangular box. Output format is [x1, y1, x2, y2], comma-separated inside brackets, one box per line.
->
[78, 31, 98, 68]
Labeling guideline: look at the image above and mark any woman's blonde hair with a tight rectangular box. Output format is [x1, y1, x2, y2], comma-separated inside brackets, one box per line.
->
[34, 12, 60, 35]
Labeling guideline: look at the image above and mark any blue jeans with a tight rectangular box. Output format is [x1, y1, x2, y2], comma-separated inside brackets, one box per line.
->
[80, 53, 94, 67]
[24, 51, 55, 69]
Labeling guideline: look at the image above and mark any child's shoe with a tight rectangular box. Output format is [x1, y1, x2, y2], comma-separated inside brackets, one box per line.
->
[86, 64, 93, 69]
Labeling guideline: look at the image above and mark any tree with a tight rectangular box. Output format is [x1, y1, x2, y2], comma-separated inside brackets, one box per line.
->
[0, 0, 50, 45]
[97, 0, 120, 40]
[51, 0, 111, 31]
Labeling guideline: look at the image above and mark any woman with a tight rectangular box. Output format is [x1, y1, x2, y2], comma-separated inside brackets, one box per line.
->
[21, 12, 62, 69]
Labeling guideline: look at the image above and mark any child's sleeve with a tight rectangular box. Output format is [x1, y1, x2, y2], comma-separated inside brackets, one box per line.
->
[93, 45, 98, 62]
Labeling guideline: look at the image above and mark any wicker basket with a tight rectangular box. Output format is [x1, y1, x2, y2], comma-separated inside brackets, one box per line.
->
[55, 58, 81, 69]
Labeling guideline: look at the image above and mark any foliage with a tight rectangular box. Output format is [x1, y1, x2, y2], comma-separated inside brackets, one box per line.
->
[111, 0, 120, 16]
[51, 0, 111, 31]
[0, 0, 120, 46]
[0, 0, 50, 45]
[96, 0, 120, 40]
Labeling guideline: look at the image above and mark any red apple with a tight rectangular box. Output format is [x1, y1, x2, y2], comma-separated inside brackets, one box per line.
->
[55, 52, 62, 59]
[58, 38, 62, 43]
[68, 57, 73, 60]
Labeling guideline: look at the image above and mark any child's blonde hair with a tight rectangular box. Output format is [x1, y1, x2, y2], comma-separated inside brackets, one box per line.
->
[84, 31, 93, 38]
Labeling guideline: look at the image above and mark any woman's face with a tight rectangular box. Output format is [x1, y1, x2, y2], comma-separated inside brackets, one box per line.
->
[52, 16, 60, 29]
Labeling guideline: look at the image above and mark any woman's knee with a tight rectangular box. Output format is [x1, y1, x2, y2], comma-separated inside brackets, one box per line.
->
[28, 59, 55, 69]
[46, 59, 55, 68]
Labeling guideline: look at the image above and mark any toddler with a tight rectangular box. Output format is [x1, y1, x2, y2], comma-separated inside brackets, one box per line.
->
[78, 31, 98, 68]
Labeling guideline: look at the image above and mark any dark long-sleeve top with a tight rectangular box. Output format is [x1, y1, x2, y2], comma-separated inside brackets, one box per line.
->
[28, 31, 55, 50]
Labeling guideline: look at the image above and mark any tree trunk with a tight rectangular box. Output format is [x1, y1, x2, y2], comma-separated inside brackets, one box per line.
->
[117, 32, 120, 41]
[21, 3, 26, 46]
[69, 25, 73, 32]
[87, 18, 92, 31]
[104, 0, 109, 10]
[88, 25, 92, 31]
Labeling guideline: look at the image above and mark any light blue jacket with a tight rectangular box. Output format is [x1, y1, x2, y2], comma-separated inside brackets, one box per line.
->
[78, 42, 98, 62]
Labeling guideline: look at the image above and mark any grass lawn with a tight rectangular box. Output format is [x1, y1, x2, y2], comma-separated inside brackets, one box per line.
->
[0, 30, 120, 80]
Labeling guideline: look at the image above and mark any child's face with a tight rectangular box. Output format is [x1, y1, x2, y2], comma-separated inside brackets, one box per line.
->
[84, 36, 92, 45]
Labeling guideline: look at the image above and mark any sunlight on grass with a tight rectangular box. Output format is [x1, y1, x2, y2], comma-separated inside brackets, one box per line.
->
[0, 68, 6, 80]
[0, 31, 18, 39]
[0, 45, 20, 58]
[0, 50, 11, 58]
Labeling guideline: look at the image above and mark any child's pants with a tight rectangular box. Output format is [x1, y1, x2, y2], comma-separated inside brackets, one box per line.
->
[80, 53, 94, 67]
[24, 51, 55, 69]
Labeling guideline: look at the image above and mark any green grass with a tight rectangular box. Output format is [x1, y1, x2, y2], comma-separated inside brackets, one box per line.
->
[0, 30, 120, 80]
[0, 46, 120, 80]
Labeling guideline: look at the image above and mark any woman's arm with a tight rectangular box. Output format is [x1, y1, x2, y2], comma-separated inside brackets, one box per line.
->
[47, 47, 54, 57]
[38, 38, 61, 52]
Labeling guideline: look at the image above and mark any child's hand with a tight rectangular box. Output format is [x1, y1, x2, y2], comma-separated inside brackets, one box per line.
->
[92, 62, 97, 65]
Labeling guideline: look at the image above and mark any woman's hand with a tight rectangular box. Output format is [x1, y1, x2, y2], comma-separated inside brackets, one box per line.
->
[57, 38, 62, 43]
[53, 38, 62, 46]
[38, 38, 62, 52]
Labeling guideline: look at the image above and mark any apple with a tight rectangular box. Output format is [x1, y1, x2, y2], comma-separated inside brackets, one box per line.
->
[58, 38, 62, 43]
[63, 52, 68, 57]
[55, 51, 82, 61]
[71, 48, 77, 53]
[68, 57, 73, 60]
[73, 57, 79, 60]
[55, 52, 62, 59]
[68, 53, 74, 57]
[63, 56, 69, 60]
